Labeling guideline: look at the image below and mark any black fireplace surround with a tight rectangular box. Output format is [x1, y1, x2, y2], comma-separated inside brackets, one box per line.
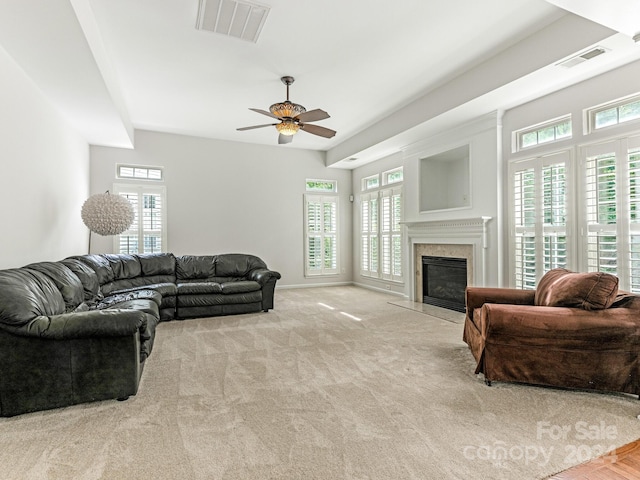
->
[422, 256, 467, 312]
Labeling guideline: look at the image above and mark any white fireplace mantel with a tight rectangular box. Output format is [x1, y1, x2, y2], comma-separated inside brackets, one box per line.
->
[403, 217, 492, 301]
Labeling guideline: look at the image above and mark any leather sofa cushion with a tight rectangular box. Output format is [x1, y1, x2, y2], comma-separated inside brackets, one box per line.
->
[60, 258, 101, 302]
[216, 254, 267, 277]
[25, 262, 84, 311]
[177, 282, 223, 295]
[137, 253, 176, 276]
[0, 269, 65, 326]
[177, 290, 262, 307]
[103, 254, 142, 280]
[535, 268, 619, 310]
[221, 280, 261, 294]
[176, 255, 216, 280]
[71, 255, 115, 285]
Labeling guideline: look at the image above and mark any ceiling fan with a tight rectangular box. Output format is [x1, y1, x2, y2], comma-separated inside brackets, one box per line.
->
[237, 76, 336, 145]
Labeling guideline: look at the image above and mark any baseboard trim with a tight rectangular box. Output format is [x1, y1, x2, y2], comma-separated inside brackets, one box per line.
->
[276, 282, 354, 290]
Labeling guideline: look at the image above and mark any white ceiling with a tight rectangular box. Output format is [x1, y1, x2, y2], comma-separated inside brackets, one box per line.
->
[1, 0, 640, 166]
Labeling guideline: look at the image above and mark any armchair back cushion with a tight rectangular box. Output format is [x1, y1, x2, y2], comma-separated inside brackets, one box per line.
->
[534, 268, 619, 310]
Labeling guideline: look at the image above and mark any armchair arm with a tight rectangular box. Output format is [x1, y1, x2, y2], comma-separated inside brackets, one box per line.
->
[465, 286, 535, 321]
[480, 303, 640, 349]
[11, 309, 147, 340]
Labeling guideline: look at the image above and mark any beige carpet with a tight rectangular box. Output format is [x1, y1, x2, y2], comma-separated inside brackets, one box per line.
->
[2, 286, 640, 479]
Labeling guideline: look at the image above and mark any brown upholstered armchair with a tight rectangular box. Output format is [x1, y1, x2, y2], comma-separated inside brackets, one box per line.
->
[463, 269, 640, 396]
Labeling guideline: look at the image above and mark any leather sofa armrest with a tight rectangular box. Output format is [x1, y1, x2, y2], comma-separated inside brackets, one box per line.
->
[248, 268, 282, 286]
[15, 309, 147, 340]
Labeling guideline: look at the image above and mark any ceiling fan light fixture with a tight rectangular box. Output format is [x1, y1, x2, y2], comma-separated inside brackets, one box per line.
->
[275, 120, 300, 136]
[269, 101, 306, 118]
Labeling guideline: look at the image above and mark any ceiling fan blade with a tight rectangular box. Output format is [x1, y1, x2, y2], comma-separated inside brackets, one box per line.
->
[237, 123, 277, 131]
[278, 134, 293, 145]
[300, 123, 336, 138]
[294, 109, 330, 123]
[249, 108, 280, 119]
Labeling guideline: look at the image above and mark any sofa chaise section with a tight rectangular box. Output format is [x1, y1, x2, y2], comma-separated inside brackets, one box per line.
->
[0, 265, 156, 417]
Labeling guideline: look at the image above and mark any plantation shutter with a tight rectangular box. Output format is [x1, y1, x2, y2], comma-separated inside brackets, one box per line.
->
[582, 136, 640, 292]
[304, 194, 339, 276]
[380, 186, 403, 281]
[510, 151, 569, 288]
[113, 184, 167, 254]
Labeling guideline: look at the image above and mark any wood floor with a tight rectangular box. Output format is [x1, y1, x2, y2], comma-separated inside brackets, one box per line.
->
[546, 438, 640, 479]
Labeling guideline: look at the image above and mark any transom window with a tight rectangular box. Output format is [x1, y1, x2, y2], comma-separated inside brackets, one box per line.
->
[362, 174, 380, 191]
[117, 164, 163, 181]
[306, 179, 337, 193]
[514, 116, 572, 151]
[587, 94, 640, 132]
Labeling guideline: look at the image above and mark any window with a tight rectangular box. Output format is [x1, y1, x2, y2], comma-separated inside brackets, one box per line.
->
[304, 194, 338, 276]
[361, 168, 403, 282]
[515, 116, 572, 151]
[362, 174, 380, 191]
[581, 136, 640, 292]
[117, 164, 163, 181]
[306, 179, 337, 192]
[587, 94, 640, 132]
[113, 184, 167, 254]
[383, 168, 403, 185]
[509, 151, 570, 289]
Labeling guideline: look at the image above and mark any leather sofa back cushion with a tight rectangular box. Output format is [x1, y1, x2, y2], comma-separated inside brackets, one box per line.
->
[25, 262, 84, 311]
[216, 254, 267, 277]
[534, 268, 619, 310]
[60, 258, 101, 302]
[73, 255, 115, 285]
[0, 269, 65, 326]
[176, 255, 216, 279]
[137, 253, 176, 276]
[104, 254, 142, 280]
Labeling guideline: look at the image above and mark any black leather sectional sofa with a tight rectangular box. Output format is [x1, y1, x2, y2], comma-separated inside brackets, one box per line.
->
[0, 253, 281, 416]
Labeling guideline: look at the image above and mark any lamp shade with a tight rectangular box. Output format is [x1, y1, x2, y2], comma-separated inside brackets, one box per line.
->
[81, 191, 134, 236]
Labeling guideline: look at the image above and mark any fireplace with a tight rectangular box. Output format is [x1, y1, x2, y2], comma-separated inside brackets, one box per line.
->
[422, 256, 467, 312]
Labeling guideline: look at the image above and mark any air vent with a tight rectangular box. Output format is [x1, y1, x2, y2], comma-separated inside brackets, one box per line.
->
[557, 47, 607, 68]
[196, 0, 270, 43]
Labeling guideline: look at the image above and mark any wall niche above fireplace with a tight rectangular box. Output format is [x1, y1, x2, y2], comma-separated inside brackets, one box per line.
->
[419, 144, 470, 212]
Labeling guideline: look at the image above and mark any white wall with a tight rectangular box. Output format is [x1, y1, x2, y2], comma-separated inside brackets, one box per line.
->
[0, 45, 89, 269]
[89, 130, 353, 287]
[403, 114, 502, 288]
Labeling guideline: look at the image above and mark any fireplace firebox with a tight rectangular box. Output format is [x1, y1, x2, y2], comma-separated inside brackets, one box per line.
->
[422, 256, 467, 312]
